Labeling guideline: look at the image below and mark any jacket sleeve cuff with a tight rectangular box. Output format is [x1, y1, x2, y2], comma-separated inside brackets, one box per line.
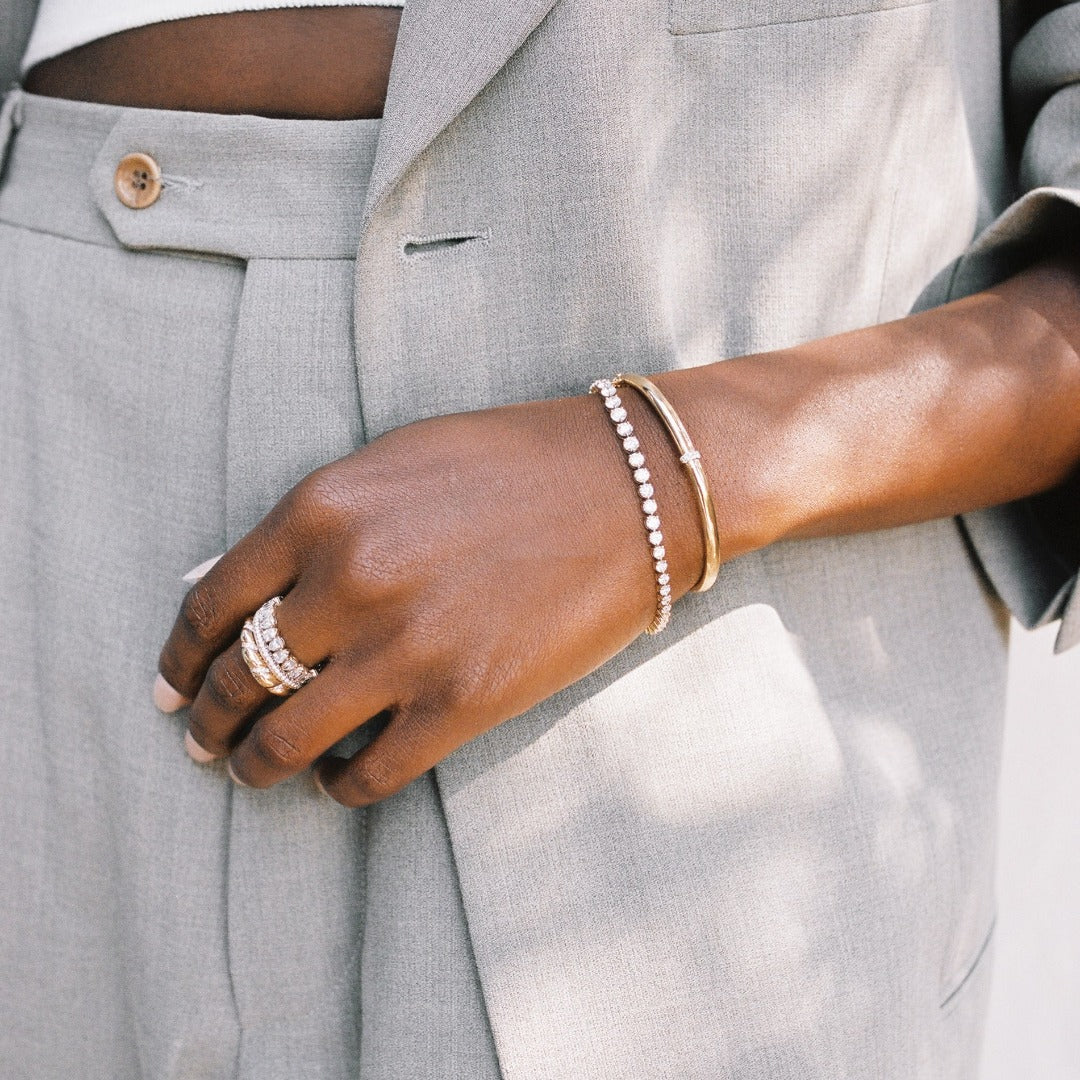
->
[960, 504, 1079, 654]
[947, 184, 1080, 654]
[913, 5, 1080, 654]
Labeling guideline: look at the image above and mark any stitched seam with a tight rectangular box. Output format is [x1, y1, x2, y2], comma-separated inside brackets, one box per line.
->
[160, 173, 205, 192]
[0, 215, 116, 250]
[0, 218, 351, 261]
[669, 0, 935, 34]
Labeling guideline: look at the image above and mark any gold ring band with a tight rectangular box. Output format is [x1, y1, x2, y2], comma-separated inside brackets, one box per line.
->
[239, 596, 319, 696]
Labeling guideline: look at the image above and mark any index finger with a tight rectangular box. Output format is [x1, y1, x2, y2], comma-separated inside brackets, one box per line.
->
[156, 518, 301, 707]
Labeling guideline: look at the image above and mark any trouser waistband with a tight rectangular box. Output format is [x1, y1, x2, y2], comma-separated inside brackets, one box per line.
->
[0, 87, 381, 260]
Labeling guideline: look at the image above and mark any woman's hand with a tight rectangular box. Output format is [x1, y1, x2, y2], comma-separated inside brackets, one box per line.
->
[156, 258, 1080, 808]
[155, 390, 705, 806]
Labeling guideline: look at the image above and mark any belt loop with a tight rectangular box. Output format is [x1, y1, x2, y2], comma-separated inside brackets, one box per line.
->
[0, 85, 26, 186]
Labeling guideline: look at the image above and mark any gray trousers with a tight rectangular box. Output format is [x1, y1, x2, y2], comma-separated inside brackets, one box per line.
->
[0, 89, 502, 1079]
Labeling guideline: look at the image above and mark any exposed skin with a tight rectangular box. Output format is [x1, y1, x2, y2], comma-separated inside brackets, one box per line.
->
[30, 11, 1080, 807]
[145, 261, 1080, 807]
[25, 7, 403, 120]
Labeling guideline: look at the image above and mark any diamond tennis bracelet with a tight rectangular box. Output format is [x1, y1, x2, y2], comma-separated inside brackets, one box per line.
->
[589, 378, 672, 634]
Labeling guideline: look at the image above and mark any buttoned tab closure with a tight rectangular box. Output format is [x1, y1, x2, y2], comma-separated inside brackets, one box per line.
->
[114, 152, 162, 209]
[89, 109, 378, 257]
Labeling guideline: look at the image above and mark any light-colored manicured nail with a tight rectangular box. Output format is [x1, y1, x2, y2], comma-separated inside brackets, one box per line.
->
[227, 760, 249, 788]
[182, 553, 224, 583]
[184, 730, 218, 764]
[312, 770, 332, 799]
[153, 673, 191, 713]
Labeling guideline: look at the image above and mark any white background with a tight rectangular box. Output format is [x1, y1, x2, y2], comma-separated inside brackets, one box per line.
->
[982, 623, 1080, 1078]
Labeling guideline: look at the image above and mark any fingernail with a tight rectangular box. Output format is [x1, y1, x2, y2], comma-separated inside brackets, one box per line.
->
[153, 673, 191, 713]
[184, 730, 218, 764]
[312, 771, 331, 799]
[227, 760, 249, 788]
[182, 552, 224, 583]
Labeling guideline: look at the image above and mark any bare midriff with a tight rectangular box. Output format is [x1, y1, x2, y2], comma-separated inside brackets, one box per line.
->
[23, 6, 403, 120]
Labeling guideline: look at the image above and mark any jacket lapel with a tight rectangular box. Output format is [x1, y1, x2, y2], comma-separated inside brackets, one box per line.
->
[361, 0, 558, 226]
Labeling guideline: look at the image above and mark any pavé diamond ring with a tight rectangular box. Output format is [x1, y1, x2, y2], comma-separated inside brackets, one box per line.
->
[239, 596, 318, 696]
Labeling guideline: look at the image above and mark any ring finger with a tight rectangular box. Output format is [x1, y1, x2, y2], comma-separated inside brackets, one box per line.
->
[185, 583, 337, 759]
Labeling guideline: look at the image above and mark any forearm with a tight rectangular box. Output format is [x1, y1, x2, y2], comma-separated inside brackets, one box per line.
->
[638, 259, 1080, 591]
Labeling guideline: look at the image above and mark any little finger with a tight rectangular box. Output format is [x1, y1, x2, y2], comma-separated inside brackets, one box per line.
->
[313, 706, 452, 808]
[226, 664, 400, 789]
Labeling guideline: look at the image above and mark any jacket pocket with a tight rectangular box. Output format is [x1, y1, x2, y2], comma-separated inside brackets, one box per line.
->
[669, 0, 934, 33]
[940, 917, 996, 1017]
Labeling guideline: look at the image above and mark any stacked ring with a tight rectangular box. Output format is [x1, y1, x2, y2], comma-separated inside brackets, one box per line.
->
[239, 596, 318, 696]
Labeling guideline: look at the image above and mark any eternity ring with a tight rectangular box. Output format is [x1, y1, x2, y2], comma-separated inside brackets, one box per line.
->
[239, 596, 318, 696]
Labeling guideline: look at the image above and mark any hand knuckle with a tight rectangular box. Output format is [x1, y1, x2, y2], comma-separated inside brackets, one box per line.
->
[433, 665, 486, 716]
[293, 470, 354, 526]
[340, 542, 396, 602]
[180, 583, 221, 646]
[205, 658, 253, 710]
[249, 727, 306, 772]
[348, 755, 399, 802]
[400, 705, 445, 746]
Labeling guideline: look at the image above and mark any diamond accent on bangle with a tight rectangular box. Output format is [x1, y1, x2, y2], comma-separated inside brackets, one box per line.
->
[633, 467, 650, 483]
[652, 545, 665, 559]
[645, 515, 661, 531]
[658, 572, 670, 585]
[622, 436, 640, 452]
[638, 483, 654, 499]
[604, 395, 622, 410]
[648, 530, 663, 546]
[609, 407, 628, 423]
[655, 560, 667, 573]
[616, 421, 633, 437]
[599, 382, 616, 397]
[642, 499, 657, 515]
[659, 583, 672, 597]
[679, 449, 702, 464]
[628, 452, 645, 468]
[268, 636, 285, 652]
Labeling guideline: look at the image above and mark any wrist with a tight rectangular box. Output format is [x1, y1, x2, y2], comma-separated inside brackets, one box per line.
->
[601, 379, 707, 601]
[649, 360, 811, 562]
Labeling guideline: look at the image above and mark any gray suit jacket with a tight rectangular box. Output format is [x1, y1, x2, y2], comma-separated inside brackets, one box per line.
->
[2, 0, 1078, 1076]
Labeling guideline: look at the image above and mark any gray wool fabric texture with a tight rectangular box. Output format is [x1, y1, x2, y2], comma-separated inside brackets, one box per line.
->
[0, 0, 1078, 1078]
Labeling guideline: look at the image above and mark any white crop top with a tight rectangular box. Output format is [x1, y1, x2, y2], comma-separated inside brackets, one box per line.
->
[21, 0, 405, 75]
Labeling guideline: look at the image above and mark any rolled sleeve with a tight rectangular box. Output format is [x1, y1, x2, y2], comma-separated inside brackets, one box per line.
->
[921, 4, 1080, 653]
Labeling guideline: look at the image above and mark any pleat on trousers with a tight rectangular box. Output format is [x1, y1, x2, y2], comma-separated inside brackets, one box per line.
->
[0, 87, 503, 1080]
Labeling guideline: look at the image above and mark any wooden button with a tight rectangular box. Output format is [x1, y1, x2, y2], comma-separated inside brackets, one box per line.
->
[114, 152, 162, 209]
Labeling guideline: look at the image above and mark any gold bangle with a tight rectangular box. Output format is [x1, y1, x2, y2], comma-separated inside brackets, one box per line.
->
[613, 373, 721, 593]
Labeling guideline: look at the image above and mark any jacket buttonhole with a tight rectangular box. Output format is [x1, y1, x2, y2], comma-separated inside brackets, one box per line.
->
[401, 229, 490, 260]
